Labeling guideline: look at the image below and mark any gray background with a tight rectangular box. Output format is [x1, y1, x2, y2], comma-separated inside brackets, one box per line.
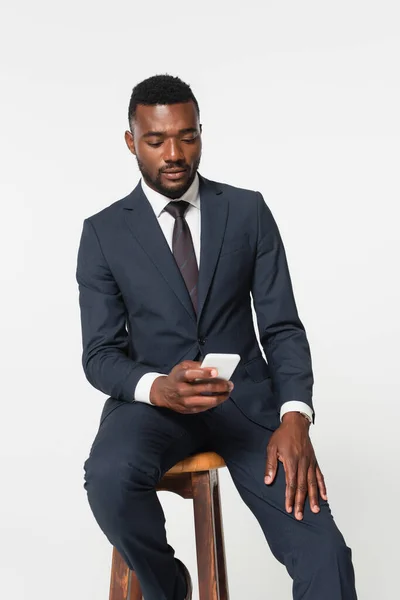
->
[1, 1, 399, 598]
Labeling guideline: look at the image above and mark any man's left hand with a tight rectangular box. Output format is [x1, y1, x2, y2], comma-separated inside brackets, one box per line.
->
[264, 412, 327, 520]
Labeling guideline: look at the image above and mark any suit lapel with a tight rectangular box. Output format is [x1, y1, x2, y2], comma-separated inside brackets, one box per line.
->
[122, 182, 197, 321]
[197, 175, 228, 321]
[122, 175, 229, 324]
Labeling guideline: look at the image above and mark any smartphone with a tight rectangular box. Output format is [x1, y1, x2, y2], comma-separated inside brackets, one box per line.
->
[200, 353, 241, 381]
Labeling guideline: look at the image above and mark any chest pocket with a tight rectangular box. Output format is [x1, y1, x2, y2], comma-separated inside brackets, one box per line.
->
[219, 234, 250, 257]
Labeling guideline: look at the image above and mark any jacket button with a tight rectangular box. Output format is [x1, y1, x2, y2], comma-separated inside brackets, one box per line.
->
[198, 337, 206, 345]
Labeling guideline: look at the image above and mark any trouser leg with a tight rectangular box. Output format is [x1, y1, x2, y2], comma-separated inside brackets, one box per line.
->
[84, 400, 208, 600]
[208, 398, 358, 600]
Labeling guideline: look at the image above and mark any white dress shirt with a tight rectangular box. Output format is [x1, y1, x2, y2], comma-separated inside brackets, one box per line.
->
[134, 174, 313, 423]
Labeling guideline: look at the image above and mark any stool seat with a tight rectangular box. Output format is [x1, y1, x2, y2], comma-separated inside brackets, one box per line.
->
[165, 451, 226, 475]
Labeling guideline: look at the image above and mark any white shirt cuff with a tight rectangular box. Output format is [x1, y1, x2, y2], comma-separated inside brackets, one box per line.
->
[280, 401, 313, 423]
[134, 372, 164, 404]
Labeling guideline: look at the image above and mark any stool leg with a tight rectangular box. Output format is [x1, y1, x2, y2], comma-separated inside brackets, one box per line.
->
[212, 472, 230, 600]
[109, 548, 143, 600]
[109, 548, 130, 600]
[192, 469, 229, 600]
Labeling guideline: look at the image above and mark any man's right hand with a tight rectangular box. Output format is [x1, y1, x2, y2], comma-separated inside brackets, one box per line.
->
[149, 360, 234, 414]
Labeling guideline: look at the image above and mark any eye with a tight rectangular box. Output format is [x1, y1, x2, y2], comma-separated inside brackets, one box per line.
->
[147, 142, 163, 148]
[182, 138, 197, 144]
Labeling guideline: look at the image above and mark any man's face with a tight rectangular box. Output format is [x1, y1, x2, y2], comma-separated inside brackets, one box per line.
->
[125, 102, 202, 199]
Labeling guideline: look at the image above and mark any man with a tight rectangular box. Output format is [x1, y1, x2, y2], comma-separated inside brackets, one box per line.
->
[77, 74, 357, 599]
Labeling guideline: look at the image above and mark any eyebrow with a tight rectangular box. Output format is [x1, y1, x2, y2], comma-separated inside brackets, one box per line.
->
[143, 128, 198, 138]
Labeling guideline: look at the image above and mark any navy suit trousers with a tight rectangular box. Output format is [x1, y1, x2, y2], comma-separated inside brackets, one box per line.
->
[84, 399, 357, 600]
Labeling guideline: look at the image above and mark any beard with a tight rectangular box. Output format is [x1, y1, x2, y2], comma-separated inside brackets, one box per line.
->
[136, 155, 201, 199]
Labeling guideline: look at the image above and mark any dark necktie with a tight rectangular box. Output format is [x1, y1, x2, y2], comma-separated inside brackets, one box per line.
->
[164, 200, 199, 313]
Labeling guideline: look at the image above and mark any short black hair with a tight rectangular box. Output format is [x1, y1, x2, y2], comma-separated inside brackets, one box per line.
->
[128, 74, 200, 129]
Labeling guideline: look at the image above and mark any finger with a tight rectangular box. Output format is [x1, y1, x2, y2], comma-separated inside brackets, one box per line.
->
[316, 464, 328, 500]
[184, 367, 218, 381]
[307, 463, 320, 513]
[180, 361, 202, 368]
[283, 458, 298, 514]
[264, 444, 278, 484]
[180, 394, 230, 412]
[193, 380, 234, 395]
[178, 379, 233, 398]
[294, 457, 309, 520]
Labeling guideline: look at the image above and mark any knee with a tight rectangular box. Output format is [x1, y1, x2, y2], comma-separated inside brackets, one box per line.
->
[290, 530, 356, 599]
[308, 529, 353, 568]
[84, 455, 158, 514]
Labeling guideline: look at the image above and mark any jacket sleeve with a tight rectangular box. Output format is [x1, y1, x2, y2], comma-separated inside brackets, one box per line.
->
[76, 218, 155, 402]
[251, 193, 315, 420]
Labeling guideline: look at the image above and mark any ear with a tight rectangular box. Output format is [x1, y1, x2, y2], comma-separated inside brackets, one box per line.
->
[124, 130, 136, 155]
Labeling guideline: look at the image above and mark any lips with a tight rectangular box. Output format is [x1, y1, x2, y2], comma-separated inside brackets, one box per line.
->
[162, 169, 188, 180]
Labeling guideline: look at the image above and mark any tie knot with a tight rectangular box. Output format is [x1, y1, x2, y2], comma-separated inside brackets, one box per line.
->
[164, 200, 189, 219]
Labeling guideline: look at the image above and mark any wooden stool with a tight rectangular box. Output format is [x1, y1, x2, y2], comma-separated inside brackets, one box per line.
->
[109, 451, 229, 600]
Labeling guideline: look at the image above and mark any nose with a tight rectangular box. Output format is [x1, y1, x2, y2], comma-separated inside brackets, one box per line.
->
[163, 138, 184, 163]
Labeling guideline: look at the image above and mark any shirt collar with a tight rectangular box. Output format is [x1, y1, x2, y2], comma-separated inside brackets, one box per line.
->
[140, 173, 200, 218]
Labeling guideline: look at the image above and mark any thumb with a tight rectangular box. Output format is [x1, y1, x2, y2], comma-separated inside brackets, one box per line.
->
[264, 445, 278, 485]
[181, 360, 201, 368]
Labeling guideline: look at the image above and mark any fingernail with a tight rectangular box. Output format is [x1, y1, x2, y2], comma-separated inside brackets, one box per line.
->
[264, 475, 271, 484]
[211, 369, 218, 377]
[297, 512, 303, 520]
[228, 383, 234, 391]
[313, 505, 320, 512]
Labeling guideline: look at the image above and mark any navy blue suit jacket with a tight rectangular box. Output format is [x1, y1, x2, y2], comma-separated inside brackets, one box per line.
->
[76, 174, 314, 429]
